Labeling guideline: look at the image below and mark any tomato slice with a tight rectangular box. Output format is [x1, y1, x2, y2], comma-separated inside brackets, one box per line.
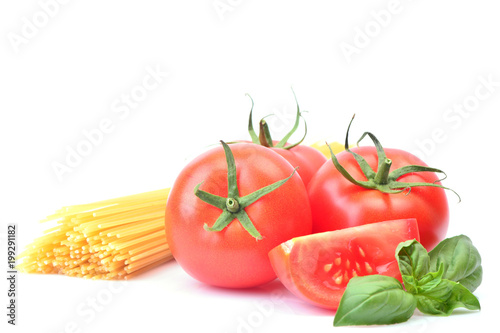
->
[268, 218, 419, 310]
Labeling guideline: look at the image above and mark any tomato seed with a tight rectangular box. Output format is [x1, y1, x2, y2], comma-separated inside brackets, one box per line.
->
[334, 258, 341, 266]
[332, 270, 342, 279]
[324, 263, 332, 272]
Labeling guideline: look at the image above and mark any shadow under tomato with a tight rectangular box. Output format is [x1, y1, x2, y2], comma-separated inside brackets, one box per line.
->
[194, 277, 337, 316]
[128, 261, 337, 316]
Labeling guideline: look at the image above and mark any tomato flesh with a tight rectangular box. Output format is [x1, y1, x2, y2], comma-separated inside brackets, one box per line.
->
[268, 218, 419, 310]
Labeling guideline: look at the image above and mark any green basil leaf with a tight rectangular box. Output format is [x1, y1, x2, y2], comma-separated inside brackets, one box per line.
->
[416, 278, 481, 316]
[416, 263, 444, 294]
[396, 239, 430, 293]
[334, 275, 417, 327]
[429, 235, 482, 292]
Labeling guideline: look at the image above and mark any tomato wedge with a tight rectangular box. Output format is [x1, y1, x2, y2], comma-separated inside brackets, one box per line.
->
[268, 219, 420, 310]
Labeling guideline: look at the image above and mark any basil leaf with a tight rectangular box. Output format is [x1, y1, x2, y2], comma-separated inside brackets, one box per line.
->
[429, 235, 482, 292]
[396, 239, 430, 293]
[416, 263, 445, 294]
[334, 275, 417, 327]
[416, 278, 481, 316]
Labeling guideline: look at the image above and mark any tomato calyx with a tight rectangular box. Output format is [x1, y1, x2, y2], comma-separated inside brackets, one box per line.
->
[328, 115, 461, 201]
[247, 89, 308, 150]
[258, 117, 274, 148]
[194, 141, 298, 240]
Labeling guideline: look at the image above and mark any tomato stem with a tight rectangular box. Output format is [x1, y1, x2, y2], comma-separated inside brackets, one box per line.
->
[246, 94, 259, 144]
[226, 198, 240, 213]
[246, 88, 307, 150]
[259, 119, 273, 147]
[327, 115, 460, 201]
[194, 141, 298, 240]
[374, 158, 392, 185]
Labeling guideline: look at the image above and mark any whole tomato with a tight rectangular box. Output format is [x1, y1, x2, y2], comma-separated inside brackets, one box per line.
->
[308, 117, 457, 250]
[245, 93, 327, 186]
[165, 142, 312, 288]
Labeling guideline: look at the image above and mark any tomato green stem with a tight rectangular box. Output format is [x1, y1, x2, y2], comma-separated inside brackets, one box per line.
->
[246, 94, 259, 144]
[259, 119, 273, 147]
[327, 115, 460, 201]
[246, 88, 307, 150]
[226, 198, 240, 213]
[194, 141, 298, 240]
[374, 158, 392, 185]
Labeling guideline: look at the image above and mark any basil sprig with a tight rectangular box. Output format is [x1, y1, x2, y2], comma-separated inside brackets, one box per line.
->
[334, 235, 482, 327]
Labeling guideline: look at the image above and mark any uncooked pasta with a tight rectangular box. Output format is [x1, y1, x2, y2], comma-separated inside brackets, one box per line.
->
[17, 188, 172, 280]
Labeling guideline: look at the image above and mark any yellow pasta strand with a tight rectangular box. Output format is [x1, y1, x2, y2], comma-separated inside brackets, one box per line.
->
[17, 188, 173, 280]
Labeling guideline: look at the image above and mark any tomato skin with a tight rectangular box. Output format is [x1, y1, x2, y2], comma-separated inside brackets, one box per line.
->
[238, 140, 327, 187]
[270, 144, 327, 187]
[269, 219, 420, 310]
[307, 146, 449, 250]
[165, 143, 312, 288]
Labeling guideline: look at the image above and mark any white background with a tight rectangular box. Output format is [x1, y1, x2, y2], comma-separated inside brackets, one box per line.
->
[1, 1, 499, 332]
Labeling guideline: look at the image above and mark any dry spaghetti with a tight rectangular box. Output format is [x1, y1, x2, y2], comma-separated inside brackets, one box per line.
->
[17, 188, 173, 280]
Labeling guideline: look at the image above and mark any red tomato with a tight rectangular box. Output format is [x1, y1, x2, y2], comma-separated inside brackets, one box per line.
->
[269, 218, 420, 310]
[165, 143, 312, 288]
[269, 144, 327, 187]
[308, 146, 449, 250]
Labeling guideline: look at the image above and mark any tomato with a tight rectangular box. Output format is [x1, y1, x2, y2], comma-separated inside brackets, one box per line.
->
[165, 142, 312, 288]
[269, 218, 420, 310]
[269, 144, 327, 186]
[308, 146, 449, 250]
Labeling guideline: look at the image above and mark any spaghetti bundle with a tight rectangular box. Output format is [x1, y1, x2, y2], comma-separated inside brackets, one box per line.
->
[17, 188, 173, 280]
